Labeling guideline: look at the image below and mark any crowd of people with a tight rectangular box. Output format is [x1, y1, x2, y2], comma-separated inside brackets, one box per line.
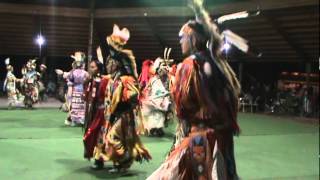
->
[3, 58, 47, 109]
[3, 1, 318, 179]
[1, 0, 267, 179]
[240, 82, 319, 117]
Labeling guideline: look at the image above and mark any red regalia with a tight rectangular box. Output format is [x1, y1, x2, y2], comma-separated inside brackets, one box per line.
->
[148, 0, 240, 179]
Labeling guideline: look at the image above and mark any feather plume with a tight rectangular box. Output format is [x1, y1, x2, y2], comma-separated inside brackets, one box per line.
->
[222, 30, 249, 53]
[5, 58, 10, 65]
[166, 48, 172, 60]
[217, 11, 249, 24]
[96, 46, 104, 64]
[164, 47, 168, 61]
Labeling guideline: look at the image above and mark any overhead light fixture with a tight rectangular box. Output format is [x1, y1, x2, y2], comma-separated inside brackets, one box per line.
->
[223, 42, 231, 52]
[36, 34, 45, 47]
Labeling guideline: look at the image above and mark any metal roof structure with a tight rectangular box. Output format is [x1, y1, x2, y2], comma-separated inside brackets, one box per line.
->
[0, 0, 318, 63]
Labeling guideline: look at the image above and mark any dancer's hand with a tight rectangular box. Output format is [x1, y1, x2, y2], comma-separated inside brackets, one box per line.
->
[55, 69, 63, 75]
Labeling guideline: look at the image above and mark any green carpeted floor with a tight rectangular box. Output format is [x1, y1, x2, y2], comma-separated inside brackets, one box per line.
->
[0, 109, 318, 180]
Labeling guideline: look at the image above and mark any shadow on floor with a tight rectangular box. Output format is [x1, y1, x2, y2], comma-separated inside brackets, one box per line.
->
[55, 158, 147, 180]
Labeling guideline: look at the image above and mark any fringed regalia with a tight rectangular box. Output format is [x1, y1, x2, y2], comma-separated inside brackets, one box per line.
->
[38, 64, 47, 101]
[5, 71, 18, 107]
[83, 75, 108, 159]
[86, 24, 151, 171]
[55, 69, 72, 114]
[141, 74, 171, 134]
[136, 60, 154, 135]
[147, 0, 240, 179]
[22, 59, 39, 108]
[66, 52, 89, 125]
[56, 73, 67, 103]
[4, 59, 20, 108]
[94, 75, 151, 169]
[139, 49, 175, 136]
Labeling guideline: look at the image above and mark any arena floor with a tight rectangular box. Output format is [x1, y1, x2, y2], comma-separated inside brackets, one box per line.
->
[0, 109, 318, 180]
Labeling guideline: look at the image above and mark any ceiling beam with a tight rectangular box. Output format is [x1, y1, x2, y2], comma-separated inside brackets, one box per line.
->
[0, 3, 89, 18]
[0, 0, 318, 18]
[263, 13, 313, 62]
[235, 58, 302, 62]
[95, 0, 319, 18]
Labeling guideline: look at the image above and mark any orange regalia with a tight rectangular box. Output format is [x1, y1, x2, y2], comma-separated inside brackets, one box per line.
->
[84, 24, 151, 171]
[93, 75, 151, 168]
[147, 0, 240, 179]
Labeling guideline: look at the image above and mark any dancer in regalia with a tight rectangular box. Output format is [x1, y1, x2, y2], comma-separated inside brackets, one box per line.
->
[83, 58, 104, 134]
[83, 50, 105, 159]
[65, 52, 89, 126]
[22, 59, 40, 108]
[139, 48, 174, 137]
[38, 64, 48, 101]
[148, 0, 240, 179]
[55, 62, 75, 114]
[138, 59, 154, 90]
[136, 59, 155, 135]
[84, 24, 151, 172]
[3, 58, 20, 108]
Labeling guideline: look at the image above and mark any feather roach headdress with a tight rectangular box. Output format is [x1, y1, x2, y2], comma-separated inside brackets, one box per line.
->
[153, 47, 174, 71]
[70, 51, 86, 67]
[105, 24, 138, 78]
[179, 0, 241, 96]
[5, 58, 13, 71]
